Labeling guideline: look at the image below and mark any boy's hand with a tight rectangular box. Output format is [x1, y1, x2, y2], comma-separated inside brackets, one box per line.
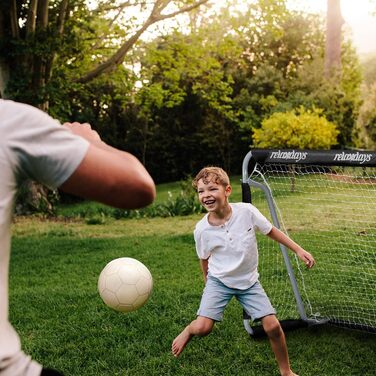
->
[266, 227, 315, 268]
[296, 249, 315, 268]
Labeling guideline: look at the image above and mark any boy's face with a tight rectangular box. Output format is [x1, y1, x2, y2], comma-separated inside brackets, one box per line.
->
[196, 178, 231, 213]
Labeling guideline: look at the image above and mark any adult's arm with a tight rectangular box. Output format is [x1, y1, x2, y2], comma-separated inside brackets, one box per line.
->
[59, 122, 156, 209]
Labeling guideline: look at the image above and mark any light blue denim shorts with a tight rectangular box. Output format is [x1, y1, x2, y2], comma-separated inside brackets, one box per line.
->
[197, 274, 276, 322]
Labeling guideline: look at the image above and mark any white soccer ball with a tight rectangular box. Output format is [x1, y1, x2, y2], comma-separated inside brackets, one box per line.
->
[98, 257, 153, 312]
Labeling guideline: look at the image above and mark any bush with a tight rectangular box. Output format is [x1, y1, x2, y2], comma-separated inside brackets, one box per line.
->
[253, 107, 339, 149]
[85, 213, 107, 225]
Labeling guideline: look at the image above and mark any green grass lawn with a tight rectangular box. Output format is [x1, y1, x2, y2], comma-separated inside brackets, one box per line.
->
[9, 216, 376, 376]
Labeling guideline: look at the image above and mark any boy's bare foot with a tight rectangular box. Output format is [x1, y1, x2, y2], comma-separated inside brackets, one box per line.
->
[172, 328, 192, 357]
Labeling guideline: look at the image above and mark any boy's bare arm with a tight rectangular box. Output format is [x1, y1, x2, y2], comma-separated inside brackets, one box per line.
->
[200, 258, 209, 282]
[266, 226, 315, 268]
[60, 122, 156, 209]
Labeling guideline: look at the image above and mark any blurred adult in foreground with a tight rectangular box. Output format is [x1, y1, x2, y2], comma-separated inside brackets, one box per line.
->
[0, 99, 156, 376]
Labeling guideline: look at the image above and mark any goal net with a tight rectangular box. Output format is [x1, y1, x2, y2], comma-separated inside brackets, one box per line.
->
[242, 149, 376, 334]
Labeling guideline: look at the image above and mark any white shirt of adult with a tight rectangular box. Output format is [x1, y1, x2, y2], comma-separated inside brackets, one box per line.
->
[194, 202, 273, 290]
[0, 99, 89, 376]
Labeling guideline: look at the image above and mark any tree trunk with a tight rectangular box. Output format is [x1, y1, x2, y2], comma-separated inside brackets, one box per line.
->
[26, 0, 38, 35]
[325, 0, 344, 78]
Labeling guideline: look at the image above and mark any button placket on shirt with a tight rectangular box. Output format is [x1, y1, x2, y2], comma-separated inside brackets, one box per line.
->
[222, 223, 233, 242]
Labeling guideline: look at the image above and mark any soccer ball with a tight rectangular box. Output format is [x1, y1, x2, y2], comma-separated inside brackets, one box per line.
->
[98, 257, 153, 312]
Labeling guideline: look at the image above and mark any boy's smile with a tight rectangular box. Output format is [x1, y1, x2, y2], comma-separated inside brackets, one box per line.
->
[203, 198, 215, 207]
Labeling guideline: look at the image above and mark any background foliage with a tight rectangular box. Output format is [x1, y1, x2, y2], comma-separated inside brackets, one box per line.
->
[0, 0, 372, 184]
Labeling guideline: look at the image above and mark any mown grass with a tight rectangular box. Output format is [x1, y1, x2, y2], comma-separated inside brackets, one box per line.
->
[9, 216, 376, 376]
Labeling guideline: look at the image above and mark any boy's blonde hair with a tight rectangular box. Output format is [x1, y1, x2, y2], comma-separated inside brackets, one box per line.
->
[192, 167, 230, 189]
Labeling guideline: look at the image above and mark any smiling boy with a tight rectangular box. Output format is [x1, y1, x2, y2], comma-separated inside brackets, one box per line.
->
[171, 167, 315, 376]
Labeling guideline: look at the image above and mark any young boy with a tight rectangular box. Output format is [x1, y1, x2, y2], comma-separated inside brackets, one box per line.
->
[171, 167, 315, 376]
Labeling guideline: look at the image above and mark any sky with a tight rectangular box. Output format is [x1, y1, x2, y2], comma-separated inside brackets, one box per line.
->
[287, 0, 376, 54]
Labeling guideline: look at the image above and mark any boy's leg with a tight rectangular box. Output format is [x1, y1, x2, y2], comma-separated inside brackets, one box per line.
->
[261, 315, 298, 376]
[172, 275, 232, 357]
[236, 282, 297, 376]
[171, 316, 214, 357]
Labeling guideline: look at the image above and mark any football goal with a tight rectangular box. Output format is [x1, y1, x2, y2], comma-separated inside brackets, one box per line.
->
[241, 149, 376, 336]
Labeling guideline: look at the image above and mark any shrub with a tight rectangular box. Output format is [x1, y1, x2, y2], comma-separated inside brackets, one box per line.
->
[253, 107, 339, 149]
[86, 213, 107, 225]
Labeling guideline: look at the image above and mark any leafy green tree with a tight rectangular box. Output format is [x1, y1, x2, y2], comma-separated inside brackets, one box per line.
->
[0, 0, 364, 189]
[283, 39, 362, 147]
[353, 83, 376, 149]
[361, 53, 376, 87]
[0, 0, 210, 211]
[221, 0, 361, 148]
[132, 30, 242, 180]
[232, 6, 326, 130]
[126, 0, 362, 181]
[0, 0, 210, 108]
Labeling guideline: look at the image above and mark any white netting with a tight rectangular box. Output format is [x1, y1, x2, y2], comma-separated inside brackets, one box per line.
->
[248, 164, 376, 332]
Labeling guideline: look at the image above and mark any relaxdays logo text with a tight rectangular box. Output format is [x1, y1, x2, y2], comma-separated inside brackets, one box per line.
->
[333, 152, 372, 165]
[269, 150, 308, 163]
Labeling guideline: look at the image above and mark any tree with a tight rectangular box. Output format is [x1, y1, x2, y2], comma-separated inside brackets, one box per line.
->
[132, 30, 241, 179]
[76, 0, 210, 84]
[0, 0, 210, 107]
[353, 82, 376, 149]
[231, 4, 329, 133]
[127, 0, 362, 181]
[325, 0, 344, 78]
[0, 0, 210, 211]
[361, 53, 376, 87]
[284, 41, 362, 147]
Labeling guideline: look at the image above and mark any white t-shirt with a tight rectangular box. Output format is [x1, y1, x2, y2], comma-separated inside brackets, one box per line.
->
[194, 202, 273, 290]
[0, 99, 89, 376]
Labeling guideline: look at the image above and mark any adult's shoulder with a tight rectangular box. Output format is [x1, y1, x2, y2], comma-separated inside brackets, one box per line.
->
[0, 100, 90, 189]
[0, 99, 61, 135]
[0, 99, 52, 116]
